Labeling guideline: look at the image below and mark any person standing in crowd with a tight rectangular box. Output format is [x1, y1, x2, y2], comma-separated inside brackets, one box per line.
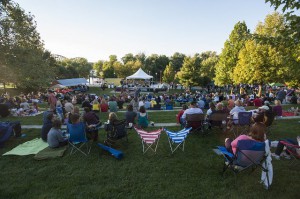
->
[276, 88, 286, 103]
[48, 90, 57, 111]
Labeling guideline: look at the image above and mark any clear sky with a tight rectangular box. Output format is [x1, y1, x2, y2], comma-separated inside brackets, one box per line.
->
[15, 0, 278, 62]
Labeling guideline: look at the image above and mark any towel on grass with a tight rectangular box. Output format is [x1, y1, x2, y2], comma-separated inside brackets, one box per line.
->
[34, 146, 67, 160]
[2, 138, 48, 156]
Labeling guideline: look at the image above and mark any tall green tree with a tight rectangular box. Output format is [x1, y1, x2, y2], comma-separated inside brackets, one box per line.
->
[178, 55, 204, 88]
[114, 60, 142, 78]
[162, 63, 176, 83]
[121, 53, 136, 65]
[0, 0, 55, 91]
[103, 55, 118, 78]
[93, 60, 104, 77]
[169, 52, 186, 72]
[214, 21, 250, 86]
[266, 0, 300, 40]
[199, 51, 219, 82]
[233, 12, 299, 94]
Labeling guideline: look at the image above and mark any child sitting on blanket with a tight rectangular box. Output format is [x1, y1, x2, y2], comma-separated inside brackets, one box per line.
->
[47, 119, 68, 148]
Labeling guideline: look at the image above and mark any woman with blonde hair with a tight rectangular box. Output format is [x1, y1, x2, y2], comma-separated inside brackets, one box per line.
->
[100, 98, 109, 112]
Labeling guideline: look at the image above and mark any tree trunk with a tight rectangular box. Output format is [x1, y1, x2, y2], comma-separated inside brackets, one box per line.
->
[3, 82, 6, 92]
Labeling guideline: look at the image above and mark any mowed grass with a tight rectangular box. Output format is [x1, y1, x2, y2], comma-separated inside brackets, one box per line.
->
[0, 113, 300, 198]
[0, 87, 300, 198]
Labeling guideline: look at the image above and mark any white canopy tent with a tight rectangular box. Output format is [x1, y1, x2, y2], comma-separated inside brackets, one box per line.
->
[126, 68, 153, 80]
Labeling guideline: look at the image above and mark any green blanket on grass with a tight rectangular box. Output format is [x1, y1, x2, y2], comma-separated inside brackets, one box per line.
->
[34, 145, 67, 160]
[2, 138, 48, 156]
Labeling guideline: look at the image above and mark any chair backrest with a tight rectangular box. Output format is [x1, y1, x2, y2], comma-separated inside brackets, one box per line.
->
[238, 112, 252, 125]
[113, 120, 127, 139]
[67, 122, 87, 143]
[209, 112, 228, 121]
[279, 141, 300, 159]
[134, 127, 162, 144]
[165, 128, 191, 143]
[264, 111, 275, 127]
[186, 114, 205, 122]
[236, 139, 265, 167]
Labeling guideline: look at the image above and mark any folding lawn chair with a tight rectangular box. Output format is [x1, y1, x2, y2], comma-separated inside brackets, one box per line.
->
[185, 114, 206, 133]
[164, 127, 192, 154]
[214, 139, 271, 189]
[134, 127, 163, 154]
[232, 112, 252, 137]
[67, 122, 91, 156]
[104, 120, 128, 147]
[279, 140, 300, 166]
[208, 112, 228, 132]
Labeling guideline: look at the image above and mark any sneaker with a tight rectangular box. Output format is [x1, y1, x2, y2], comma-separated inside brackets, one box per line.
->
[281, 152, 291, 159]
[271, 153, 280, 160]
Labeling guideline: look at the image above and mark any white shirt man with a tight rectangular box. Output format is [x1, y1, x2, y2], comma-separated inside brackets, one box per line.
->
[181, 101, 203, 120]
[230, 100, 246, 123]
[64, 100, 74, 113]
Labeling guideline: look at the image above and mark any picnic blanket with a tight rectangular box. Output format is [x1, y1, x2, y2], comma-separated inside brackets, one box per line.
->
[34, 146, 67, 160]
[2, 138, 48, 156]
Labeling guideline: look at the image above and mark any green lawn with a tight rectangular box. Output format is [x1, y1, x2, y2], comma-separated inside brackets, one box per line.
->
[0, 113, 299, 198]
[0, 88, 299, 198]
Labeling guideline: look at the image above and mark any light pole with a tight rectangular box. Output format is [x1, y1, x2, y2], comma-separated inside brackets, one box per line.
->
[155, 72, 157, 83]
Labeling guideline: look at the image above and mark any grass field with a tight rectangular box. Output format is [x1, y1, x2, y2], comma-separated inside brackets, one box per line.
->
[0, 89, 299, 198]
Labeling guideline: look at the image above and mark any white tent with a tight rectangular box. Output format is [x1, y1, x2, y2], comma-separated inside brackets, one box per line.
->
[126, 68, 153, 80]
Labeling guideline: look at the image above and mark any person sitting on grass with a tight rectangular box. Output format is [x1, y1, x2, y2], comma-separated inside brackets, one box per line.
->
[125, 104, 137, 126]
[47, 119, 68, 148]
[225, 122, 266, 154]
[100, 98, 109, 112]
[272, 99, 283, 117]
[271, 136, 300, 160]
[41, 112, 54, 142]
[108, 97, 118, 112]
[83, 107, 101, 141]
[138, 106, 150, 128]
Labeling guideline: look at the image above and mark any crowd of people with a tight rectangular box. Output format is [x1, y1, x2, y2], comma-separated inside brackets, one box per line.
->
[1, 84, 299, 158]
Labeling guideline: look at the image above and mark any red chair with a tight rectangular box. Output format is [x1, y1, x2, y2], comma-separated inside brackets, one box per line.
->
[279, 140, 300, 165]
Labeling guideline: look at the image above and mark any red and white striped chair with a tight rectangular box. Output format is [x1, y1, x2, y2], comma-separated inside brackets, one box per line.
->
[134, 127, 163, 154]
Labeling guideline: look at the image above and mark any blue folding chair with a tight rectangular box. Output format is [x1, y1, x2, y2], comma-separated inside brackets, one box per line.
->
[164, 127, 192, 153]
[214, 139, 270, 189]
[67, 122, 91, 156]
[232, 112, 252, 137]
